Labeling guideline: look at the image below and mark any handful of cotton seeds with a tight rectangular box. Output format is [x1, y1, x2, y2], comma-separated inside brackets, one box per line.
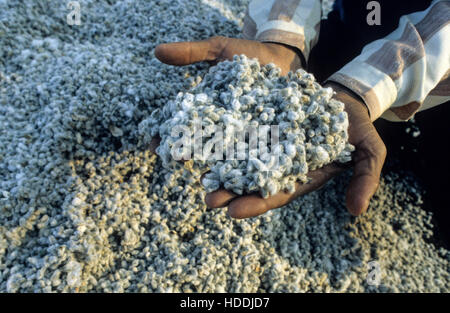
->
[151, 55, 355, 198]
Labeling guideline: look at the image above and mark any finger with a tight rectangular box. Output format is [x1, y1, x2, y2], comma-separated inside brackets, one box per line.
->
[346, 135, 387, 216]
[154, 38, 225, 66]
[200, 172, 239, 208]
[204, 189, 239, 208]
[227, 194, 269, 219]
[228, 163, 346, 219]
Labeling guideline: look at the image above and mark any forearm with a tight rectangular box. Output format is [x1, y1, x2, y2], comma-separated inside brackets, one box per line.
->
[326, 0, 450, 121]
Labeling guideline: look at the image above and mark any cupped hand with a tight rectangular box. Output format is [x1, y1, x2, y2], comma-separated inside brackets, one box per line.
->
[205, 82, 386, 218]
[153, 36, 387, 218]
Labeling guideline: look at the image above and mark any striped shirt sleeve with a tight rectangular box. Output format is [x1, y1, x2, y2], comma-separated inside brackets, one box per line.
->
[243, 0, 322, 63]
[327, 0, 450, 121]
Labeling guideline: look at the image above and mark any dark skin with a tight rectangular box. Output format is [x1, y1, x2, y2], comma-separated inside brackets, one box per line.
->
[153, 36, 387, 218]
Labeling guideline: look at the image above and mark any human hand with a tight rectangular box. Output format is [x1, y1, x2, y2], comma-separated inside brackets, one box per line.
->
[205, 82, 387, 218]
[153, 37, 386, 218]
[154, 36, 302, 75]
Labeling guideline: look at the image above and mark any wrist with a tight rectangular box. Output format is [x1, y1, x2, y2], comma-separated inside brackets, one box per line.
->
[324, 82, 371, 119]
[263, 42, 304, 70]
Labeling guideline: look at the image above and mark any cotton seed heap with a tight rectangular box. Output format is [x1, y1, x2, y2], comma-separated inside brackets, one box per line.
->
[151, 55, 355, 198]
[2, 0, 448, 293]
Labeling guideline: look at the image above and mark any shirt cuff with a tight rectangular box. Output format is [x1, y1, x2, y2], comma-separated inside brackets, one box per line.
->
[243, 0, 322, 64]
[326, 61, 398, 121]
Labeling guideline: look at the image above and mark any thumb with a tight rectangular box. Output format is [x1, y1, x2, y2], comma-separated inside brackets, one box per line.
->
[346, 132, 387, 216]
[154, 37, 225, 66]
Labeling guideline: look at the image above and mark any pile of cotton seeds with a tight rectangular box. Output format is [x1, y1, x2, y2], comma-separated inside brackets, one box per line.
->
[0, 0, 448, 293]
